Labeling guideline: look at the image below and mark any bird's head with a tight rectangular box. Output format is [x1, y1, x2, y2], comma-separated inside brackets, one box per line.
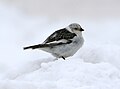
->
[66, 23, 84, 35]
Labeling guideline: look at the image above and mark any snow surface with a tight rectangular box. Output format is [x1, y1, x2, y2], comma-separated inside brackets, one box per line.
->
[0, 4, 120, 89]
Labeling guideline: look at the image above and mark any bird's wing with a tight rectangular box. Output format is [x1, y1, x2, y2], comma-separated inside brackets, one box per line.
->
[23, 28, 76, 50]
[43, 28, 77, 44]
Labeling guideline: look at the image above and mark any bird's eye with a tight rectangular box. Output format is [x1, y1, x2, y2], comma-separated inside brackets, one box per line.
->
[74, 28, 77, 30]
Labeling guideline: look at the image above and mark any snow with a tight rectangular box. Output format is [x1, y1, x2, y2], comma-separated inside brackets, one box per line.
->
[1, 60, 120, 89]
[0, 4, 120, 89]
[79, 44, 120, 68]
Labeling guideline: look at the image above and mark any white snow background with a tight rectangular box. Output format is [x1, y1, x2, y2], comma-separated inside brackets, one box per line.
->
[0, 4, 120, 89]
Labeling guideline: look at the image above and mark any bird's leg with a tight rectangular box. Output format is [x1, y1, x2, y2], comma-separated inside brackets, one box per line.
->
[61, 56, 65, 60]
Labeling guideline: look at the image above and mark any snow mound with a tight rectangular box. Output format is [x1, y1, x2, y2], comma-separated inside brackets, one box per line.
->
[1, 59, 120, 89]
[79, 44, 120, 69]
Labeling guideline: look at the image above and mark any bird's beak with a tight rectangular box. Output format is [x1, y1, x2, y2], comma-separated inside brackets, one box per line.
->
[80, 28, 84, 31]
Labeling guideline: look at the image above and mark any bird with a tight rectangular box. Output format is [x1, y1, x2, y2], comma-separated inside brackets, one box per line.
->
[23, 23, 84, 60]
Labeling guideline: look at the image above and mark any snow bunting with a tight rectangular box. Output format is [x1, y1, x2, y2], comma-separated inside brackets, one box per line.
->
[24, 23, 84, 60]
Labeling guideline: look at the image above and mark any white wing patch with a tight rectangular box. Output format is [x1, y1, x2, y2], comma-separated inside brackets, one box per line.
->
[47, 39, 68, 44]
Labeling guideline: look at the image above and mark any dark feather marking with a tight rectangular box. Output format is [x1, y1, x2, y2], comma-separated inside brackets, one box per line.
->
[23, 40, 72, 50]
[44, 28, 76, 43]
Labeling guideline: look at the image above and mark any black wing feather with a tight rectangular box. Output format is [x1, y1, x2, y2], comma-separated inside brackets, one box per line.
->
[23, 40, 72, 50]
[43, 28, 76, 43]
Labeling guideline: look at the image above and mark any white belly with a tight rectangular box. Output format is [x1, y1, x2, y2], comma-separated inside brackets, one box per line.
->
[41, 36, 84, 58]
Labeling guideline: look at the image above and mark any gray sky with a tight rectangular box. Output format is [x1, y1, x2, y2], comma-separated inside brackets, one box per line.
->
[1, 0, 120, 20]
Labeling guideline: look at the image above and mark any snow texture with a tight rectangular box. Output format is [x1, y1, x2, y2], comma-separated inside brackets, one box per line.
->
[0, 4, 120, 89]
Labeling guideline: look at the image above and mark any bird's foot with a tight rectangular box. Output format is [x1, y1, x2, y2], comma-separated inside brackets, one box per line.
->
[61, 56, 65, 60]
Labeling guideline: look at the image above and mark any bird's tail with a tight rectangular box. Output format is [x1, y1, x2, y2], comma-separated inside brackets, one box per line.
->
[23, 44, 46, 50]
[23, 43, 64, 50]
[23, 42, 69, 50]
